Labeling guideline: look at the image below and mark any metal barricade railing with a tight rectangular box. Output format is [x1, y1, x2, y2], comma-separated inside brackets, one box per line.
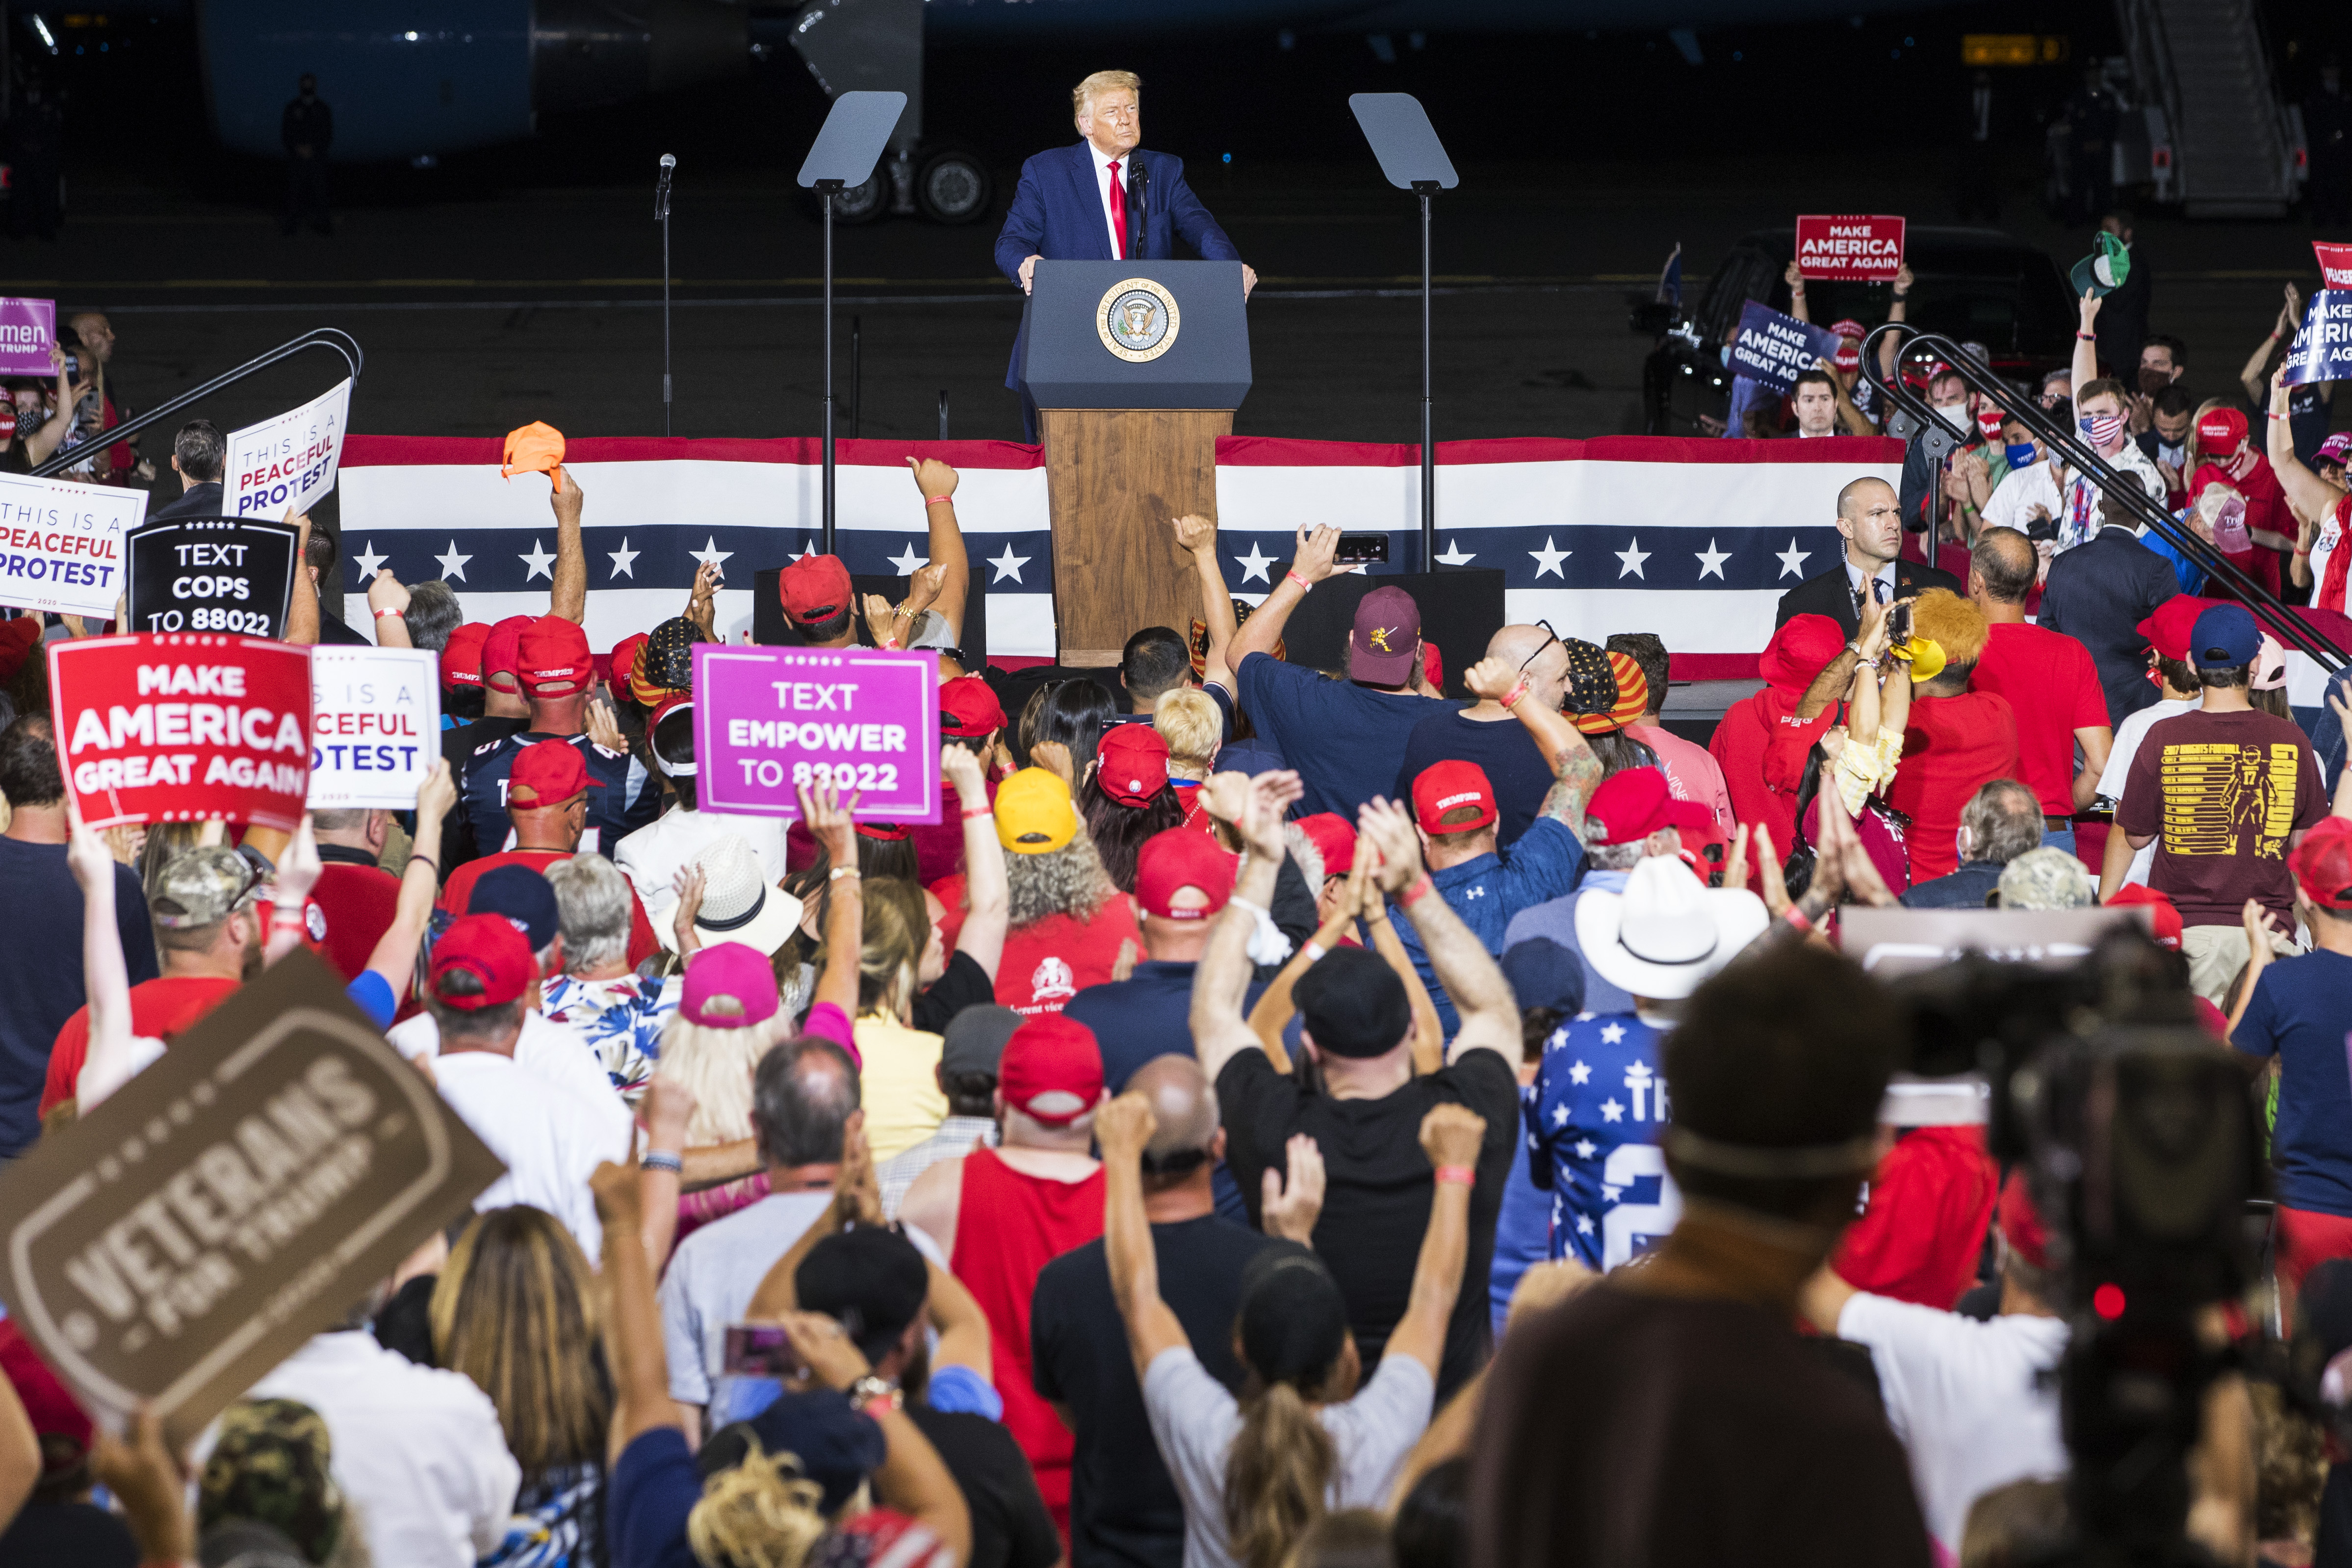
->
[34, 328, 363, 481]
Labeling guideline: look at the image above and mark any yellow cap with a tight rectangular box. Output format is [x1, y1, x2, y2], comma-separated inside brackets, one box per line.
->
[994, 768, 1079, 854]
[1896, 636, 1947, 682]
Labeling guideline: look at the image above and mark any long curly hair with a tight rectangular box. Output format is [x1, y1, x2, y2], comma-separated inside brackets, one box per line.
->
[1078, 774, 1188, 893]
[1006, 830, 1113, 928]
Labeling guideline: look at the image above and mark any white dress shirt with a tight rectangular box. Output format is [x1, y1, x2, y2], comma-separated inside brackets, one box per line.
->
[1844, 554, 1896, 608]
[1089, 140, 1134, 258]
[240, 1331, 521, 1568]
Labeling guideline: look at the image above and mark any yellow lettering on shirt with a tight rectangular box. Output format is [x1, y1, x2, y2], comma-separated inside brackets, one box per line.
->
[2158, 741, 2299, 858]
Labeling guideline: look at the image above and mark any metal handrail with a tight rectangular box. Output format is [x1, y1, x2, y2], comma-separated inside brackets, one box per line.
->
[33, 328, 363, 480]
[1861, 324, 2347, 675]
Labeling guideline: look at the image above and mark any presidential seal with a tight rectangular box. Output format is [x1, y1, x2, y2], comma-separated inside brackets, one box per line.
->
[1096, 278, 1181, 362]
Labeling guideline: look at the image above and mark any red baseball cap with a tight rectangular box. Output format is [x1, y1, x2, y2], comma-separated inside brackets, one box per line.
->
[2292, 817, 2352, 912]
[0, 1318, 91, 1478]
[940, 675, 1007, 739]
[779, 554, 854, 626]
[1996, 1169, 2051, 1271]
[1584, 767, 1713, 847]
[1295, 813, 1357, 881]
[609, 632, 651, 695]
[1136, 826, 1236, 920]
[440, 622, 491, 692]
[517, 617, 594, 698]
[1760, 614, 1846, 695]
[508, 740, 600, 808]
[1422, 640, 1445, 693]
[1350, 585, 1422, 685]
[429, 913, 536, 1009]
[2104, 883, 2183, 949]
[1096, 725, 1170, 806]
[2196, 407, 2249, 453]
[1412, 759, 1498, 836]
[481, 615, 537, 694]
[998, 1013, 1105, 1126]
[2136, 596, 2219, 664]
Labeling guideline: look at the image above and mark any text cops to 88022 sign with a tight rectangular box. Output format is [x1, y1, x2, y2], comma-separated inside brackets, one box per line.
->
[126, 518, 299, 640]
[692, 644, 942, 822]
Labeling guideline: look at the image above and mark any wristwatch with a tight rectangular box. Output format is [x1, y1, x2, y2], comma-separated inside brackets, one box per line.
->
[849, 1375, 902, 1415]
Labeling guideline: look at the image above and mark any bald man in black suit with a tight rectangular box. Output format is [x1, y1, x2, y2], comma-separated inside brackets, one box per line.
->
[1775, 476, 1964, 638]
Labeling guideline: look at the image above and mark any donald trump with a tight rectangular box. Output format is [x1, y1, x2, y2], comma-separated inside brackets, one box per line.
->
[995, 70, 1254, 432]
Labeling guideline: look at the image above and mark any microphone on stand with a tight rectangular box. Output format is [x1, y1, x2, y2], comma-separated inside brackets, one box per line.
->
[657, 154, 676, 435]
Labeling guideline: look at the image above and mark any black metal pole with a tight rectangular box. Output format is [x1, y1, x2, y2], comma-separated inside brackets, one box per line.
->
[852, 316, 862, 441]
[661, 200, 672, 437]
[938, 389, 949, 441]
[1419, 186, 1435, 568]
[822, 188, 836, 554]
[29, 329, 362, 479]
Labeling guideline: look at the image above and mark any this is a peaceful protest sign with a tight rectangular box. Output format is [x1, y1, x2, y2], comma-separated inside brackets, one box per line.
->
[0, 954, 503, 1444]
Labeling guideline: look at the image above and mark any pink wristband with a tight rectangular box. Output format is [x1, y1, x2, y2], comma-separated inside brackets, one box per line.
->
[924, 493, 954, 506]
[1401, 875, 1436, 906]
[1434, 1165, 1476, 1187]
[1284, 570, 1313, 593]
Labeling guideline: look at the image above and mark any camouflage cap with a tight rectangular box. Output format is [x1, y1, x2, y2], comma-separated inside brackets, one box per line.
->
[1995, 847, 2095, 911]
[198, 1398, 344, 1567]
[150, 847, 264, 930]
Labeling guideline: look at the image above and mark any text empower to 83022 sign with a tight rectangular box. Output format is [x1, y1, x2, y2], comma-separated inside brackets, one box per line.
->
[692, 643, 942, 821]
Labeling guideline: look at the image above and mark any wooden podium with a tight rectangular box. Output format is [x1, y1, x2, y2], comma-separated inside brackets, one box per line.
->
[1017, 261, 1252, 666]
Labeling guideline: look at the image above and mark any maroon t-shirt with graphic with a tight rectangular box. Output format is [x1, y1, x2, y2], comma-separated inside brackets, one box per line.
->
[2114, 707, 2328, 927]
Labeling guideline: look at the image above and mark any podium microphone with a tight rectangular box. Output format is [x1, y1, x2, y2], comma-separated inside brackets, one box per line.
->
[656, 154, 675, 436]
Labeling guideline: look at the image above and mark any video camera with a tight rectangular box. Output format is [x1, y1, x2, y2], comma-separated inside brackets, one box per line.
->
[1888, 930, 2267, 1565]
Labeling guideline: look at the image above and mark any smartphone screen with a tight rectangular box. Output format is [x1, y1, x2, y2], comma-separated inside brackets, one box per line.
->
[723, 1324, 802, 1378]
[1333, 534, 1388, 565]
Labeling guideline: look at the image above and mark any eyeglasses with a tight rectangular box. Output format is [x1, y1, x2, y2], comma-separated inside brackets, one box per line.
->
[1519, 620, 1563, 677]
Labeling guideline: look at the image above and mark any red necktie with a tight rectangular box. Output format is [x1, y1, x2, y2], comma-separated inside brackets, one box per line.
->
[1106, 160, 1127, 259]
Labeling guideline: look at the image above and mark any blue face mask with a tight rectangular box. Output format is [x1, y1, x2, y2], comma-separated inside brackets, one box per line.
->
[1720, 344, 1733, 366]
[2005, 441, 2040, 470]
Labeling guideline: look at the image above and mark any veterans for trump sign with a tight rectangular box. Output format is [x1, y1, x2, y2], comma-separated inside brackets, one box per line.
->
[0, 469, 145, 618]
[226, 379, 351, 521]
[1794, 214, 1906, 281]
[49, 633, 313, 830]
[307, 645, 439, 810]
[0, 953, 504, 1444]
[694, 643, 941, 822]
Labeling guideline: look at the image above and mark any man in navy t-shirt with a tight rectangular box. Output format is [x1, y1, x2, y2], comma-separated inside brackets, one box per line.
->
[1063, 828, 1241, 1091]
[1396, 624, 1576, 849]
[459, 616, 659, 859]
[2232, 816, 2352, 1302]
[1220, 525, 1448, 819]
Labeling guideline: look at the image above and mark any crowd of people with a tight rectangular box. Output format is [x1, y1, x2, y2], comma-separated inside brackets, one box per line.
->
[0, 257, 2350, 1568]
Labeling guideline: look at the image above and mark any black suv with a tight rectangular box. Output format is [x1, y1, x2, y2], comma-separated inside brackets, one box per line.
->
[1638, 226, 2078, 437]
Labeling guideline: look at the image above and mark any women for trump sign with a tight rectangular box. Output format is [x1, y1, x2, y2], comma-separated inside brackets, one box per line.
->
[48, 633, 313, 830]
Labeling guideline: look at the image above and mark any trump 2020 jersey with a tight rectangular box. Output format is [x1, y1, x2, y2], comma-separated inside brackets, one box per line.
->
[1524, 1011, 1680, 1271]
[458, 730, 659, 859]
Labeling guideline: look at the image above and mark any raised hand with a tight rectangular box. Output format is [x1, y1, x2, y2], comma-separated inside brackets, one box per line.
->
[1171, 513, 1216, 554]
[1261, 1134, 1326, 1244]
[1463, 654, 1519, 703]
[796, 777, 861, 867]
[1240, 769, 1303, 862]
[414, 759, 457, 825]
[365, 568, 410, 618]
[909, 455, 959, 502]
[1097, 1090, 1157, 1164]
[1290, 523, 1341, 587]
[1357, 796, 1424, 895]
[585, 696, 626, 754]
[1418, 1103, 1488, 1171]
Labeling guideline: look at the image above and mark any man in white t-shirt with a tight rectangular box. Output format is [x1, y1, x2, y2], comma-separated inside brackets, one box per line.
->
[1799, 1170, 2068, 1560]
[418, 913, 632, 1262]
[2096, 596, 2205, 900]
[613, 691, 790, 925]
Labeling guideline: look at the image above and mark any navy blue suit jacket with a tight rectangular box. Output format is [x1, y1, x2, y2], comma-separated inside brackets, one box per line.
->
[2036, 523, 2180, 728]
[994, 143, 1240, 389]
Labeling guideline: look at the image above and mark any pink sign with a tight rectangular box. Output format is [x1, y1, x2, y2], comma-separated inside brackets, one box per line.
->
[692, 643, 941, 822]
[0, 298, 56, 377]
[2318, 242, 2352, 290]
[1794, 215, 1906, 282]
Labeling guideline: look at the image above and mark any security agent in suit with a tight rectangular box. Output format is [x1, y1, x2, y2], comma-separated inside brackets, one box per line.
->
[2036, 491, 2179, 728]
[1774, 475, 1964, 639]
[994, 70, 1256, 437]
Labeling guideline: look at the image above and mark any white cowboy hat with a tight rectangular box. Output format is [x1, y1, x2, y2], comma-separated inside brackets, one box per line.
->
[1574, 855, 1769, 1002]
[659, 833, 803, 956]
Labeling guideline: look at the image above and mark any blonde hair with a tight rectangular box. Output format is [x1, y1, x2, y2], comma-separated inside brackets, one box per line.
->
[1073, 70, 1140, 117]
[687, 1437, 831, 1568]
[1226, 1383, 1338, 1568]
[1155, 689, 1221, 779]
[654, 1010, 794, 1147]
[430, 1207, 610, 1474]
[857, 877, 927, 1020]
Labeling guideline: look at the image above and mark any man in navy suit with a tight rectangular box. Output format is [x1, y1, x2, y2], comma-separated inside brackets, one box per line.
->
[994, 70, 1254, 437]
